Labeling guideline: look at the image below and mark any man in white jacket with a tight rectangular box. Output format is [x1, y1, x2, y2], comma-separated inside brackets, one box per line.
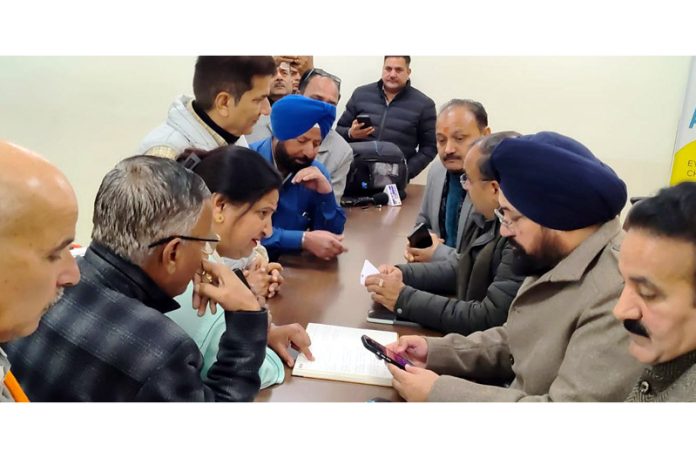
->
[138, 56, 276, 159]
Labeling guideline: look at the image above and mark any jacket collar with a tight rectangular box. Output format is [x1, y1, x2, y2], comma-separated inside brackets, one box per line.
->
[377, 79, 412, 102]
[521, 217, 623, 289]
[85, 242, 181, 314]
[466, 213, 497, 247]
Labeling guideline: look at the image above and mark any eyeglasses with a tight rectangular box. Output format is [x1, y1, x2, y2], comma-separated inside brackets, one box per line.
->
[459, 172, 493, 189]
[300, 67, 342, 92]
[493, 208, 524, 229]
[147, 234, 221, 256]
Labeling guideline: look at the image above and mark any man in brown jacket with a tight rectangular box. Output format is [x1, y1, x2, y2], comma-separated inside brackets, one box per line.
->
[387, 131, 645, 401]
[614, 182, 696, 402]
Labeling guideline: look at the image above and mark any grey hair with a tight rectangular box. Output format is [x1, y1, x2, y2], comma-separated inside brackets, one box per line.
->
[438, 99, 489, 131]
[91, 155, 211, 265]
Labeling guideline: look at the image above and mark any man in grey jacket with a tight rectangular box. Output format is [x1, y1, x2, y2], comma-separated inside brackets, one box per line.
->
[299, 67, 353, 203]
[386, 131, 644, 402]
[365, 132, 523, 335]
[406, 99, 490, 263]
[614, 182, 696, 401]
[138, 56, 276, 159]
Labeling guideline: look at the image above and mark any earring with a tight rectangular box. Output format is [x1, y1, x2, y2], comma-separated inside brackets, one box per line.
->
[215, 214, 224, 223]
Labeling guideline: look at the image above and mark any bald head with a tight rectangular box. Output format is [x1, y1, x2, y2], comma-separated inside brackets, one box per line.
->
[0, 141, 77, 237]
[0, 140, 80, 342]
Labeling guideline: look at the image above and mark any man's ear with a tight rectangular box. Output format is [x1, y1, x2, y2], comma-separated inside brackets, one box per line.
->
[407, 67, 412, 77]
[483, 126, 492, 136]
[490, 180, 500, 197]
[161, 238, 182, 274]
[213, 92, 235, 117]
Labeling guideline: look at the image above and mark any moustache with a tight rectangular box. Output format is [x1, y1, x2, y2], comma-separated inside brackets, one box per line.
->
[623, 319, 650, 338]
[443, 153, 460, 161]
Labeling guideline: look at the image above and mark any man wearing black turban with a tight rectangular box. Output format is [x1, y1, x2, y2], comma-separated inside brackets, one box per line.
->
[385, 131, 645, 402]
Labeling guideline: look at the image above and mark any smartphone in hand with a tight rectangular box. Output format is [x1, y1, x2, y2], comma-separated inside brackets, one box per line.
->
[407, 223, 433, 249]
[356, 114, 373, 129]
[361, 335, 413, 370]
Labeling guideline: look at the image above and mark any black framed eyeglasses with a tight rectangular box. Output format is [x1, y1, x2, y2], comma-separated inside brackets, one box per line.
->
[300, 67, 342, 92]
[147, 234, 221, 255]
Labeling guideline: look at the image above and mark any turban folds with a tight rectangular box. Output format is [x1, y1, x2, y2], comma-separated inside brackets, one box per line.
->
[490, 131, 627, 230]
[270, 95, 336, 141]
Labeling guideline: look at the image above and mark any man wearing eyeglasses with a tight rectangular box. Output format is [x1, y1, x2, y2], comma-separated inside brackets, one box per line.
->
[365, 132, 524, 336]
[406, 99, 490, 264]
[385, 132, 644, 402]
[336, 56, 437, 181]
[298, 67, 353, 202]
[5, 156, 269, 401]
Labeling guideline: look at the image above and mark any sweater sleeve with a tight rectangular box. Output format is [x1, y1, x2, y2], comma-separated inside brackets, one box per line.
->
[135, 309, 268, 401]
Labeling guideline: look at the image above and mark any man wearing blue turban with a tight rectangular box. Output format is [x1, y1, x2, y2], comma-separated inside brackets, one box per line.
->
[249, 95, 347, 261]
[385, 131, 645, 402]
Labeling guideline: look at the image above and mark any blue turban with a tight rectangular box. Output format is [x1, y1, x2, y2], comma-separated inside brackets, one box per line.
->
[270, 95, 336, 141]
[490, 131, 627, 231]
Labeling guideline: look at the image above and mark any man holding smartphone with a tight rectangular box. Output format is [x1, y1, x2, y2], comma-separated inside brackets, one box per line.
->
[383, 132, 643, 402]
[407, 99, 491, 263]
[365, 132, 524, 336]
[336, 56, 437, 180]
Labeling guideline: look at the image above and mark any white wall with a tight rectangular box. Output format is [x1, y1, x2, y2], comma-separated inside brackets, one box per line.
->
[0, 56, 690, 243]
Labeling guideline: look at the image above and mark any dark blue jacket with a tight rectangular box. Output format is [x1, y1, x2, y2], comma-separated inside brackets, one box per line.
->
[5, 243, 268, 401]
[336, 80, 437, 179]
[249, 137, 346, 259]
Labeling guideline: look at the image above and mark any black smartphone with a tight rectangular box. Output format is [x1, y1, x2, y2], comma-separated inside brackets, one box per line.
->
[232, 268, 252, 290]
[407, 223, 433, 249]
[356, 114, 373, 129]
[361, 335, 413, 370]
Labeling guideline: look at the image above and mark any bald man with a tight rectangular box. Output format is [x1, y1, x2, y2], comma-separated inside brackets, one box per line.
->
[0, 140, 81, 402]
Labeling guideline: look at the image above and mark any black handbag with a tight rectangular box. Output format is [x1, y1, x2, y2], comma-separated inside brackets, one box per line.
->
[344, 140, 408, 198]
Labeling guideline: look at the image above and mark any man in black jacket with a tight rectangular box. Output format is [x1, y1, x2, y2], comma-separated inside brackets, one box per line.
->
[365, 132, 524, 335]
[6, 156, 268, 401]
[336, 56, 437, 180]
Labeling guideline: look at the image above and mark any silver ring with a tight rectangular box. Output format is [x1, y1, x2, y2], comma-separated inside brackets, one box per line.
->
[378, 278, 384, 288]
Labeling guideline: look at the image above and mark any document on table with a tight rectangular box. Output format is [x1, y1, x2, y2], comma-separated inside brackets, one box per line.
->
[292, 323, 397, 387]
